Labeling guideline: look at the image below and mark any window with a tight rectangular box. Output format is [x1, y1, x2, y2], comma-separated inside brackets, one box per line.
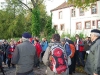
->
[79, 8, 84, 16]
[71, 9, 75, 17]
[54, 25, 58, 30]
[97, 20, 100, 28]
[92, 21, 95, 26]
[91, 4, 97, 14]
[76, 22, 82, 30]
[85, 21, 91, 29]
[59, 11, 62, 19]
[60, 24, 64, 30]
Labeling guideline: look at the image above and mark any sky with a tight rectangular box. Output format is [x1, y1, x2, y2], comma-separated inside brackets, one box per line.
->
[45, 0, 66, 15]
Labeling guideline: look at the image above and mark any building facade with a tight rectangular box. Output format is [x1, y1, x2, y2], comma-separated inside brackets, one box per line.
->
[51, 1, 100, 36]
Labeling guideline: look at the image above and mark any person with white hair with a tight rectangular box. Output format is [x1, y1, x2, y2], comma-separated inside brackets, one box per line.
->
[85, 29, 100, 75]
[11, 32, 36, 75]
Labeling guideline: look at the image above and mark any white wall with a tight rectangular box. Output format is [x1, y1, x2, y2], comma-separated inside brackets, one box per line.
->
[52, 1, 100, 36]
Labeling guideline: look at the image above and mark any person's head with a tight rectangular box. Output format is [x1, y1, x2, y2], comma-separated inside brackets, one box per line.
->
[19, 38, 23, 42]
[90, 29, 100, 42]
[22, 32, 31, 42]
[14, 40, 17, 44]
[36, 37, 39, 41]
[10, 41, 14, 46]
[3, 40, 7, 44]
[34, 39, 39, 44]
[42, 38, 46, 42]
[88, 37, 91, 41]
[60, 38, 66, 45]
[51, 34, 60, 42]
[75, 34, 79, 40]
[85, 36, 89, 41]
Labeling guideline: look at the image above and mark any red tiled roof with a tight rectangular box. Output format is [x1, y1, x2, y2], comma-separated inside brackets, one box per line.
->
[51, 1, 74, 12]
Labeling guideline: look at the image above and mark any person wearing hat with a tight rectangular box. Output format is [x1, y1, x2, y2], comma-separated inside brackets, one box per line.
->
[85, 29, 100, 75]
[11, 32, 36, 75]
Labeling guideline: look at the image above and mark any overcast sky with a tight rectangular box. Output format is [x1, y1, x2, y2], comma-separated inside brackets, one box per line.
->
[45, 0, 66, 15]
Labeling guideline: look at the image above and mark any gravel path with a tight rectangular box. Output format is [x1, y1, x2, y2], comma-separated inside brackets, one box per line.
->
[0, 64, 87, 75]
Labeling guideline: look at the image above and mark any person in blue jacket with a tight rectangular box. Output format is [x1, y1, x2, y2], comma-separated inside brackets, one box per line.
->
[41, 38, 48, 58]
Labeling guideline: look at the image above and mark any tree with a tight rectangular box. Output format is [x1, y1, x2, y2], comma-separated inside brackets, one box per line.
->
[17, 0, 47, 37]
[0, 0, 32, 39]
[68, 0, 100, 8]
[44, 15, 55, 39]
[31, 7, 40, 37]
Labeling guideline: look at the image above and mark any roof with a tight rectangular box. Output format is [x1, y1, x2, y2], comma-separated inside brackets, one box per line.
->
[51, 1, 74, 12]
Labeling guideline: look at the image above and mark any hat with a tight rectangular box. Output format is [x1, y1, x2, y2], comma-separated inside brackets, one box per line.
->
[22, 32, 31, 38]
[91, 29, 100, 34]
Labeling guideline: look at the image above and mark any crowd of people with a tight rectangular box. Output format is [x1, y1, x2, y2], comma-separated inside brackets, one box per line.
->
[0, 29, 100, 75]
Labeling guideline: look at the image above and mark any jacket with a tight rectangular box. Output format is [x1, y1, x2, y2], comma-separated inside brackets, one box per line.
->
[41, 41, 48, 51]
[0, 45, 3, 66]
[84, 40, 91, 51]
[7, 45, 15, 58]
[42, 42, 68, 75]
[11, 40, 36, 74]
[85, 37, 100, 75]
[66, 39, 75, 58]
[75, 39, 84, 52]
[34, 42, 42, 58]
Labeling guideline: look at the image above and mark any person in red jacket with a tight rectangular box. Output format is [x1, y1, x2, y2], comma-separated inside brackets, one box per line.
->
[34, 39, 42, 68]
[74, 34, 85, 67]
[7, 41, 16, 68]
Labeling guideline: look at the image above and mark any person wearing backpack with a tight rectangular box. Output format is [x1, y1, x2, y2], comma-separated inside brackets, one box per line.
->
[61, 38, 76, 75]
[42, 34, 68, 75]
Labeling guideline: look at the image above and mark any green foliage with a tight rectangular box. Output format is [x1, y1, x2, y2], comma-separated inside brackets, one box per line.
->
[61, 32, 85, 42]
[43, 15, 55, 41]
[0, 0, 32, 39]
[31, 6, 40, 37]
[68, 0, 99, 8]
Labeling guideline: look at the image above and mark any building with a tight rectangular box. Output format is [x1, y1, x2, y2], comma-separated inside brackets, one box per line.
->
[51, 1, 100, 36]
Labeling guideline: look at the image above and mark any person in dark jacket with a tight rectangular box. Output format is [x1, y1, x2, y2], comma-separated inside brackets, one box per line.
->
[85, 29, 100, 75]
[12, 32, 36, 75]
[84, 37, 92, 60]
[75, 34, 85, 67]
[2, 40, 9, 65]
[0, 42, 5, 75]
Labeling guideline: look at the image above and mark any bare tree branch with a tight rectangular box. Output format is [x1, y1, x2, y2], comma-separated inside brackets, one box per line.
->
[18, 0, 32, 12]
[31, 0, 36, 7]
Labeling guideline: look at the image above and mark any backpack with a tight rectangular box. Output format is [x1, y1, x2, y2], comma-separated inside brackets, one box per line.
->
[65, 42, 71, 56]
[49, 44, 68, 74]
[65, 40, 75, 58]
